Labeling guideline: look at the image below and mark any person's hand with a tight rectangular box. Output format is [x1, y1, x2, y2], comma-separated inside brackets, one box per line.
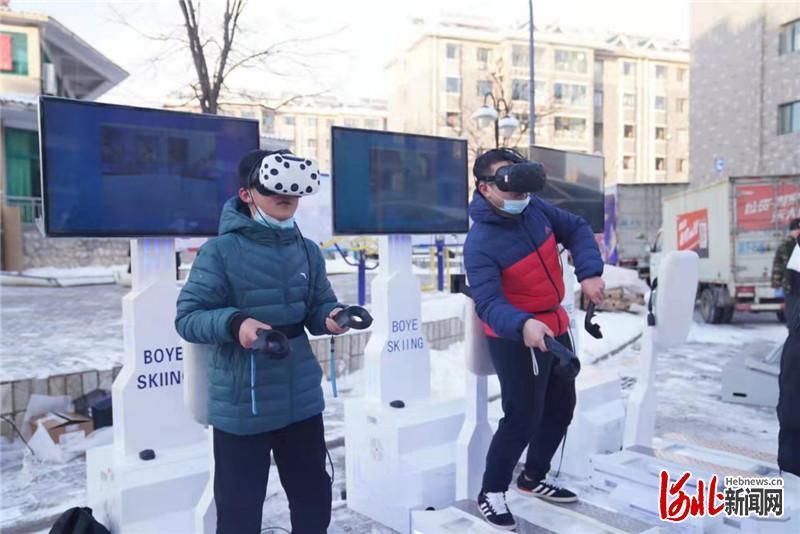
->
[326, 308, 350, 335]
[239, 318, 272, 349]
[522, 319, 554, 352]
[581, 276, 605, 305]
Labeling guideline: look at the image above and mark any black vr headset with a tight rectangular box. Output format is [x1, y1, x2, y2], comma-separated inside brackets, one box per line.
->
[475, 148, 547, 194]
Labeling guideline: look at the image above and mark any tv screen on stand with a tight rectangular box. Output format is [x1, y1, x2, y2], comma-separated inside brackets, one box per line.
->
[39, 97, 260, 237]
[331, 127, 469, 235]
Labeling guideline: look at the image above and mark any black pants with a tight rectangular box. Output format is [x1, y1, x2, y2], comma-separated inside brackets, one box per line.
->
[482, 334, 577, 492]
[778, 294, 800, 476]
[213, 414, 331, 534]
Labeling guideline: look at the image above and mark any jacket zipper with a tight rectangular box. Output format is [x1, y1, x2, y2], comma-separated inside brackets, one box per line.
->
[250, 351, 257, 415]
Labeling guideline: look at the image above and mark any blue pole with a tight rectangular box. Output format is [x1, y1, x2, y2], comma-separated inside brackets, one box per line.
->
[436, 238, 445, 292]
[358, 250, 366, 306]
[329, 337, 338, 398]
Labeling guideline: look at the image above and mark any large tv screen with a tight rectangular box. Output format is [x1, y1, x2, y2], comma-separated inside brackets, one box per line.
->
[331, 127, 469, 235]
[530, 145, 604, 233]
[39, 97, 259, 237]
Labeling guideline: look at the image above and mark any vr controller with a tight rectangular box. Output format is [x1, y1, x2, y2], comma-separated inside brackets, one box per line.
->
[253, 330, 290, 359]
[584, 301, 603, 339]
[333, 306, 374, 330]
[481, 162, 547, 194]
[544, 337, 581, 380]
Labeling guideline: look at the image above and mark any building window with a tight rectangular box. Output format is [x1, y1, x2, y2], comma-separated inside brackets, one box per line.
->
[594, 89, 603, 108]
[676, 98, 688, 113]
[554, 49, 587, 73]
[284, 116, 296, 126]
[445, 112, 461, 128]
[623, 62, 636, 76]
[778, 101, 800, 134]
[779, 19, 800, 54]
[654, 96, 666, 110]
[477, 47, 491, 64]
[655, 65, 667, 79]
[364, 119, 380, 129]
[655, 127, 666, 140]
[307, 117, 318, 127]
[261, 115, 275, 133]
[554, 116, 587, 138]
[655, 157, 666, 171]
[511, 79, 530, 101]
[554, 83, 588, 106]
[307, 139, 318, 150]
[0, 32, 29, 75]
[445, 77, 461, 94]
[677, 159, 688, 173]
[4, 128, 41, 221]
[624, 124, 635, 138]
[446, 43, 460, 59]
[240, 111, 256, 119]
[623, 156, 634, 170]
[477, 80, 493, 97]
[512, 45, 529, 67]
[677, 67, 688, 82]
[623, 93, 636, 108]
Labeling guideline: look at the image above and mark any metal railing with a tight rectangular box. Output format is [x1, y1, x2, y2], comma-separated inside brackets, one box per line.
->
[4, 196, 43, 223]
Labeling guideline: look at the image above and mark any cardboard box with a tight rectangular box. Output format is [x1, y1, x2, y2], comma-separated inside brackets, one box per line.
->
[31, 412, 94, 446]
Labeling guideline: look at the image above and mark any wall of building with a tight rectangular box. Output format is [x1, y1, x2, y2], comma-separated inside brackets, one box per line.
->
[690, 0, 800, 185]
[386, 27, 690, 186]
[21, 227, 129, 269]
[0, 22, 41, 95]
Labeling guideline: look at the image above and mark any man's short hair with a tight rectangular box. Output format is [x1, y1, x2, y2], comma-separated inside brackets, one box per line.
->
[472, 148, 526, 181]
[790, 218, 800, 232]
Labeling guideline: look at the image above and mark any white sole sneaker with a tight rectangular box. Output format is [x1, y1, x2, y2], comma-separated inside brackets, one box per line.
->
[477, 505, 517, 531]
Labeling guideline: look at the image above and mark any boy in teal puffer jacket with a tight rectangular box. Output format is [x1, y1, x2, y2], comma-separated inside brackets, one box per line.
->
[176, 149, 347, 534]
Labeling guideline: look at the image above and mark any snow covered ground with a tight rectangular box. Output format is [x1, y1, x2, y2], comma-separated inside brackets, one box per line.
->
[1, 303, 788, 532]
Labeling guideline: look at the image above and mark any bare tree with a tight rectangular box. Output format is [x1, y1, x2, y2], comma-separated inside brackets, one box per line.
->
[111, 1, 343, 114]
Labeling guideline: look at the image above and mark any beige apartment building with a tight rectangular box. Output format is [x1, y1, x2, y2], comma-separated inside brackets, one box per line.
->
[386, 18, 690, 185]
[167, 96, 388, 174]
[690, 0, 800, 185]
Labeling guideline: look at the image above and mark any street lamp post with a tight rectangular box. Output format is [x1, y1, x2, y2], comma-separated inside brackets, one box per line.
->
[471, 92, 520, 149]
[529, 0, 536, 147]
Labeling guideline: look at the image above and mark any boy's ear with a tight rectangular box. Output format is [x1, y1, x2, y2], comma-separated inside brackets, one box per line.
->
[238, 188, 253, 204]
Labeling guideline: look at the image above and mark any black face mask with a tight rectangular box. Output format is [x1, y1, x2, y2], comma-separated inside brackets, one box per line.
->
[478, 162, 547, 194]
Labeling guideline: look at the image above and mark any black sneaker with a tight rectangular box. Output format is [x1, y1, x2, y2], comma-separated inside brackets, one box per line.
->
[477, 490, 517, 530]
[516, 474, 578, 503]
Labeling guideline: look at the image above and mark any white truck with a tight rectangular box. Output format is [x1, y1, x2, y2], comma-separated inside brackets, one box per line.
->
[650, 175, 800, 324]
[605, 183, 689, 280]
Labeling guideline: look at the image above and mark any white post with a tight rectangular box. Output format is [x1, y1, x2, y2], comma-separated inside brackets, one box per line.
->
[456, 373, 492, 501]
[364, 235, 431, 404]
[623, 323, 656, 448]
[113, 238, 206, 457]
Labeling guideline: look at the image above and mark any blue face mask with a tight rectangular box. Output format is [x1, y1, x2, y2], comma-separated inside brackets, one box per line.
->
[253, 206, 295, 230]
[501, 195, 530, 215]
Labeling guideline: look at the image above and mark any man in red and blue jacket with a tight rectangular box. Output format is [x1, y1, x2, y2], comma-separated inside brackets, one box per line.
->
[464, 148, 605, 530]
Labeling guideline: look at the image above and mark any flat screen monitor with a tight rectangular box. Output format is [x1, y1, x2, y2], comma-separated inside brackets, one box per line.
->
[530, 145, 605, 233]
[39, 97, 259, 237]
[331, 127, 469, 235]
